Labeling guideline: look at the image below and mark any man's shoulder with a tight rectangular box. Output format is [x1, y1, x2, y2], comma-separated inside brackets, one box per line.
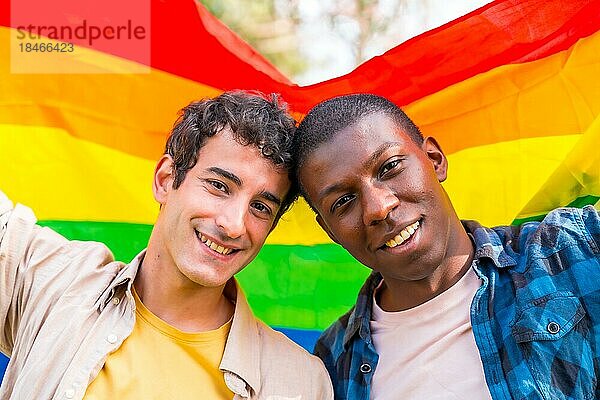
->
[253, 320, 333, 397]
[542, 205, 600, 232]
[474, 206, 600, 296]
[519, 206, 599, 255]
[466, 206, 600, 262]
[255, 319, 321, 363]
[3, 201, 118, 272]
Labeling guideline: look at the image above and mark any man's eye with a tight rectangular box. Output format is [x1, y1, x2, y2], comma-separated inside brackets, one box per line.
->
[251, 201, 272, 216]
[209, 180, 229, 193]
[331, 194, 355, 213]
[379, 159, 401, 178]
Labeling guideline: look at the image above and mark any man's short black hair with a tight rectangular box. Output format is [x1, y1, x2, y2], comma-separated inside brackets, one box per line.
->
[165, 90, 298, 219]
[293, 93, 424, 196]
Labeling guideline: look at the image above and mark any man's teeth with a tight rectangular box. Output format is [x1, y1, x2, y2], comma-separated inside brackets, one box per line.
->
[385, 221, 420, 248]
[198, 233, 233, 255]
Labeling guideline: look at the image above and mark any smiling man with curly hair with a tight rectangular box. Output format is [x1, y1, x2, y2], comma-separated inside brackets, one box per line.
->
[0, 91, 332, 400]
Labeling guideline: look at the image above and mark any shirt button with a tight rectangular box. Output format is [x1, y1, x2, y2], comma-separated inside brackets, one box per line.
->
[65, 389, 75, 398]
[547, 321, 560, 334]
[107, 334, 118, 344]
[360, 363, 372, 373]
[112, 297, 120, 306]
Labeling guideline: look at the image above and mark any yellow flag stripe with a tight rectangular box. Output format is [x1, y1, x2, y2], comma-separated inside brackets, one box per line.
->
[517, 114, 600, 219]
[0, 123, 580, 243]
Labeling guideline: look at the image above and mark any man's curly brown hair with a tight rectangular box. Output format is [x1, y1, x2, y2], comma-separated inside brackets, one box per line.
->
[165, 90, 298, 219]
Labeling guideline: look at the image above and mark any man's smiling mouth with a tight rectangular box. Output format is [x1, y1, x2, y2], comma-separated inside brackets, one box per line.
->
[195, 229, 236, 255]
[384, 220, 420, 248]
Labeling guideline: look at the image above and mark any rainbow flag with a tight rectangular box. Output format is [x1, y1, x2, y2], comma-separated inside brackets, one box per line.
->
[1, 0, 599, 378]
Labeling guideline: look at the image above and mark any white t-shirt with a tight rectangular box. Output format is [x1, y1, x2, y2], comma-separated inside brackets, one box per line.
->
[370, 267, 493, 400]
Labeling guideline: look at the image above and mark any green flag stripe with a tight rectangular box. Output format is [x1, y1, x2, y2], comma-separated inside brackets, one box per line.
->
[38, 220, 368, 330]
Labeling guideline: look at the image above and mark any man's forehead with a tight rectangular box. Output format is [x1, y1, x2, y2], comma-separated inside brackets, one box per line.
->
[316, 115, 413, 156]
[343, 111, 413, 138]
[197, 131, 288, 180]
[207, 127, 289, 172]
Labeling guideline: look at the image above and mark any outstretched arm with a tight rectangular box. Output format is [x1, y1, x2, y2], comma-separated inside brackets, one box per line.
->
[0, 191, 40, 355]
[0, 191, 61, 355]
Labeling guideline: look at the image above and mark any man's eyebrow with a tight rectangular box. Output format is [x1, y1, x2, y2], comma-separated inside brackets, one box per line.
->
[259, 191, 282, 207]
[364, 142, 400, 169]
[317, 182, 348, 204]
[207, 167, 242, 187]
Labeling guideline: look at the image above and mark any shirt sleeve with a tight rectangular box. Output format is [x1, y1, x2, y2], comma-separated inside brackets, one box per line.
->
[0, 190, 39, 355]
[0, 191, 12, 241]
[582, 205, 600, 253]
[0, 190, 119, 362]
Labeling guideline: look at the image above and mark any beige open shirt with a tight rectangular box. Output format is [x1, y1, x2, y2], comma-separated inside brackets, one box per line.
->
[0, 191, 333, 400]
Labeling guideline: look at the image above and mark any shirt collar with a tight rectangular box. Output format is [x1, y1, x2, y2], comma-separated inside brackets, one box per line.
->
[343, 272, 382, 348]
[220, 278, 261, 397]
[98, 249, 144, 311]
[462, 220, 517, 268]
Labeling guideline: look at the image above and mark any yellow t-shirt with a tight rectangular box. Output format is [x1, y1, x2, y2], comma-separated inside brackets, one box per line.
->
[84, 289, 234, 399]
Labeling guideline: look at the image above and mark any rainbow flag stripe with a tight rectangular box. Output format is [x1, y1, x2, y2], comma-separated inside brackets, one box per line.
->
[1, 0, 599, 361]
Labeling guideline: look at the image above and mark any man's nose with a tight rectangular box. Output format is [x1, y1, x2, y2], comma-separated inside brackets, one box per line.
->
[361, 185, 399, 226]
[215, 205, 247, 239]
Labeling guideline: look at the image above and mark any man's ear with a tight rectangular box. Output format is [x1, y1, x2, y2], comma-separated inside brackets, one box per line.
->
[316, 214, 339, 244]
[153, 155, 175, 204]
[421, 136, 448, 183]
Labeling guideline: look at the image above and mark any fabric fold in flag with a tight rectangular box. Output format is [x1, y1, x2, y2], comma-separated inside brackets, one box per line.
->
[516, 114, 600, 223]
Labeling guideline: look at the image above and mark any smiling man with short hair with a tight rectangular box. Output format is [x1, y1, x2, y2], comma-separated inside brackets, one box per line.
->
[294, 93, 600, 400]
[0, 91, 332, 400]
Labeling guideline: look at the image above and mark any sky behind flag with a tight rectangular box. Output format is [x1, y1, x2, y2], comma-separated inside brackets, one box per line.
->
[0, 0, 599, 381]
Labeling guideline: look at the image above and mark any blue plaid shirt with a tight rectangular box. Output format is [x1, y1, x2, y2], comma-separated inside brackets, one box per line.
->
[314, 206, 600, 400]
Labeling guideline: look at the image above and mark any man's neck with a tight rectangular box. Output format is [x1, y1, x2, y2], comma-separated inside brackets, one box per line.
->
[134, 252, 235, 333]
